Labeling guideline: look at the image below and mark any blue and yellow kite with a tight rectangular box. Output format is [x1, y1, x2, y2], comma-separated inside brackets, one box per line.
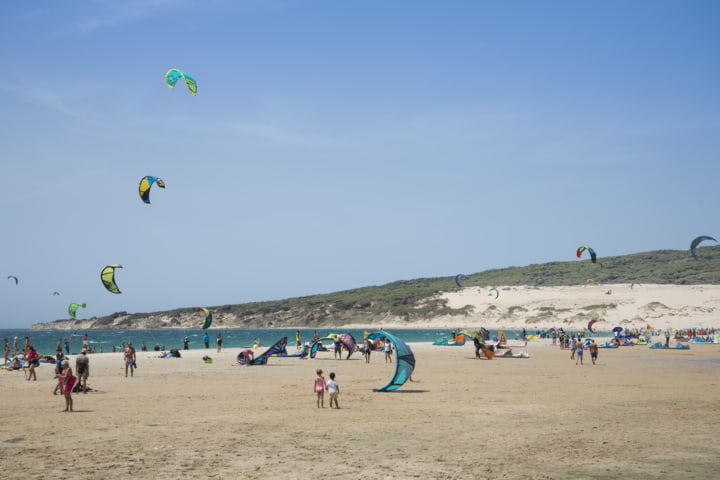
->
[165, 69, 197, 95]
[139, 176, 165, 204]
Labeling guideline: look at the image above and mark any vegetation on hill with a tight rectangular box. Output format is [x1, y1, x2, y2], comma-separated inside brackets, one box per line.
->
[35, 246, 720, 329]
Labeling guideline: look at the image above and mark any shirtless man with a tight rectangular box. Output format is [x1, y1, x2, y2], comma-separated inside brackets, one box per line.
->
[124, 342, 136, 377]
[75, 349, 90, 392]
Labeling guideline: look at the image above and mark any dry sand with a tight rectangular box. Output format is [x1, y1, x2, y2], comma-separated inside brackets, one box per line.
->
[408, 284, 720, 332]
[1, 335, 718, 479]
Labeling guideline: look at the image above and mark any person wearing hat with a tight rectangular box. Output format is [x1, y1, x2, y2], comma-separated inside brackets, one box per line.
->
[56, 359, 76, 412]
[76, 349, 90, 393]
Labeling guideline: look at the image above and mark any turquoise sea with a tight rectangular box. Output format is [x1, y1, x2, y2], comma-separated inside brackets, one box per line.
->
[2, 327, 598, 355]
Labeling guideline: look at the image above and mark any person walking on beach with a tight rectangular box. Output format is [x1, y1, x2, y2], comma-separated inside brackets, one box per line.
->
[216, 333, 223, 353]
[364, 338, 372, 363]
[327, 372, 340, 409]
[314, 369, 326, 408]
[570, 337, 577, 360]
[75, 349, 90, 393]
[295, 330, 302, 349]
[26, 346, 39, 381]
[384, 340, 393, 363]
[203, 332, 210, 349]
[124, 342, 136, 377]
[56, 359, 76, 412]
[3, 338, 9, 364]
[589, 340, 598, 365]
[575, 340, 584, 365]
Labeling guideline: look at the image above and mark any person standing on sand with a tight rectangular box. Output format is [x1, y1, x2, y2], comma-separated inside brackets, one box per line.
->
[57, 360, 76, 412]
[575, 341, 584, 365]
[314, 369, 326, 408]
[216, 333, 223, 353]
[124, 342, 136, 377]
[384, 340, 393, 363]
[296, 330, 302, 349]
[327, 372, 340, 409]
[75, 349, 90, 393]
[364, 338, 372, 363]
[203, 332, 210, 349]
[665, 330, 671, 348]
[589, 340, 598, 365]
[3, 338, 9, 364]
[333, 336, 342, 360]
[570, 337, 577, 360]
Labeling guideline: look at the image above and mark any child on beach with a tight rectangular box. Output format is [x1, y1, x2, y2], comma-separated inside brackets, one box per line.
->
[327, 372, 340, 409]
[314, 369, 326, 408]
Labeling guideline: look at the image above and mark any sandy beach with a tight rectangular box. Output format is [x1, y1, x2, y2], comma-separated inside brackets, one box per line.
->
[1, 332, 718, 480]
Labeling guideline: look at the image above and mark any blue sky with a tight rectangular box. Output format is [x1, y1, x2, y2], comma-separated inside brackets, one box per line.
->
[1, 0, 718, 328]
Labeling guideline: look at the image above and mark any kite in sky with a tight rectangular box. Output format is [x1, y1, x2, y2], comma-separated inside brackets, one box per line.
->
[197, 307, 213, 330]
[68, 302, 87, 320]
[101, 265, 123, 294]
[576, 246, 597, 263]
[7, 275, 18, 285]
[165, 69, 197, 95]
[690, 236, 716, 256]
[139, 176, 165, 204]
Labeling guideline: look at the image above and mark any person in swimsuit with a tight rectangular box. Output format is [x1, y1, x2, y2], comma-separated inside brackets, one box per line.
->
[26, 346, 39, 381]
[75, 349, 90, 393]
[589, 340, 598, 365]
[57, 360, 76, 412]
[364, 338, 372, 363]
[333, 337, 342, 360]
[314, 369, 326, 408]
[575, 341, 584, 365]
[124, 342, 136, 377]
[216, 334, 223, 353]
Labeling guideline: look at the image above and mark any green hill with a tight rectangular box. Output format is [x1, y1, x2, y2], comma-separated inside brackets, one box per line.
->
[34, 246, 720, 329]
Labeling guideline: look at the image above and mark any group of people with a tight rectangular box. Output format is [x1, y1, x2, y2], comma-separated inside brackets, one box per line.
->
[313, 369, 340, 409]
[569, 337, 599, 365]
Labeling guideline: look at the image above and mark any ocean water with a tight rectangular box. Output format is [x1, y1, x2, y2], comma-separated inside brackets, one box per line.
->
[1, 327, 596, 355]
